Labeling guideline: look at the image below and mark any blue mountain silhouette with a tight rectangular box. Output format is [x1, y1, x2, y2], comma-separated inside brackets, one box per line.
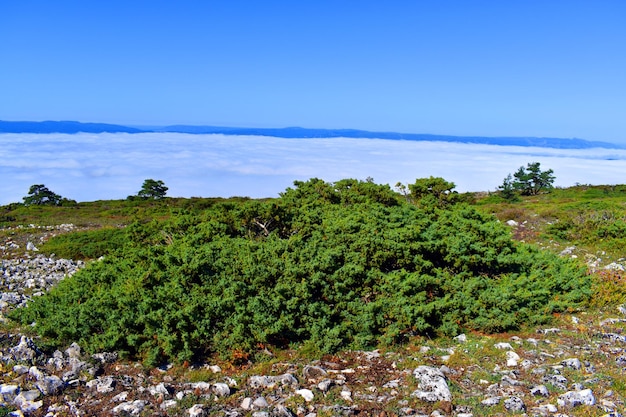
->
[0, 120, 621, 149]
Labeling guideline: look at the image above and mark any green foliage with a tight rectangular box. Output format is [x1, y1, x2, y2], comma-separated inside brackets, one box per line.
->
[511, 162, 555, 196]
[14, 178, 591, 365]
[591, 270, 626, 308]
[407, 177, 459, 207]
[22, 184, 73, 206]
[1, 196, 245, 230]
[542, 200, 626, 257]
[474, 184, 626, 264]
[0, 406, 16, 417]
[39, 227, 128, 259]
[134, 179, 168, 200]
[497, 174, 519, 202]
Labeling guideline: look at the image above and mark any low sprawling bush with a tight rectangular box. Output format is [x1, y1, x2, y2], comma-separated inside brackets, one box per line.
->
[39, 227, 128, 259]
[14, 178, 591, 365]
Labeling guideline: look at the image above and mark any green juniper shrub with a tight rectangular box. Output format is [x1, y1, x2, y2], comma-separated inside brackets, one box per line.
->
[13, 178, 592, 365]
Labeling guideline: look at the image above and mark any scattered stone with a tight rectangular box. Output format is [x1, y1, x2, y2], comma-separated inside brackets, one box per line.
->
[212, 382, 230, 397]
[65, 342, 82, 358]
[92, 351, 118, 364]
[303, 365, 328, 380]
[190, 381, 211, 391]
[223, 375, 237, 387]
[112, 391, 129, 402]
[35, 375, 64, 395]
[318, 379, 333, 392]
[562, 358, 582, 370]
[506, 350, 520, 367]
[411, 366, 451, 402]
[296, 388, 314, 402]
[9, 336, 41, 364]
[28, 366, 45, 381]
[382, 379, 400, 389]
[249, 374, 298, 389]
[501, 375, 523, 386]
[241, 397, 253, 410]
[13, 390, 43, 413]
[558, 388, 596, 408]
[0, 384, 19, 403]
[160, 399, 177, 409]
[86, 376, 116, 393]
[481, 396, 501, 406]
[340, 389, 352, 402]
[504, 396, 525, 412]
[12, 365, 29, 375]
[187, 404, 206, 417]
[111, 400, 148, 415]
[526, 337, 539, 346]
[14, 389, 40, 401]
[531, 403, 558, 415]
[454, 333, 467, 343]
[602, 333, 626, 343]
[605, 262, 625, 271]
[531, 385, 550, 397]
[537, 328, 561, 334]
[253, 396, 269, 409]
[273, 404, 296, 416]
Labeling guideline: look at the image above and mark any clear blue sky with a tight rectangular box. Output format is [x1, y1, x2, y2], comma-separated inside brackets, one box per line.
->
[2, 1, 625, 143]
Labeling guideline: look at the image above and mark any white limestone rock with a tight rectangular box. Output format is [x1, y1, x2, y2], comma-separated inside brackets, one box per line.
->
[411, 366, 451, 402]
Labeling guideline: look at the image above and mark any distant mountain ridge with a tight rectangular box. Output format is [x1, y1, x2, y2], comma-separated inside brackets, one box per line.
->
[0, 120, 621, 149]
[0, 120, 144, 134]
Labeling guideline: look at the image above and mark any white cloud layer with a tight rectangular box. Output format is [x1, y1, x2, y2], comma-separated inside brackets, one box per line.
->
[1, 133, 625, 205]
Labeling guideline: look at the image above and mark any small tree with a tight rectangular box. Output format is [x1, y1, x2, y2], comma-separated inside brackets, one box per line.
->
[408, 176, 458, 207]
[137, 179, 168, 200]
[23, 184, 63, 206]
[394, 182, 411, 202]
[511, 162, 555, 196]
[498, 174, 519, 201]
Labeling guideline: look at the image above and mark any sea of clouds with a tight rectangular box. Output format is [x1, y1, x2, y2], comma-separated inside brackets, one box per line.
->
[1, 132, 625, 205]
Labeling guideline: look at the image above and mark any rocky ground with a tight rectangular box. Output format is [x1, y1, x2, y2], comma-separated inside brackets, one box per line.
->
[0, 234, 625, 416]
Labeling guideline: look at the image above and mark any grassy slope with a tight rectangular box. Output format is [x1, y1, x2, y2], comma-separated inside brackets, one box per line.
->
[0, 197, 251, 258]
[3, 184, 626, 272]
[2, 185, 626, 415]
[3, 184, 626, 267]
[476, 184, 626, 266]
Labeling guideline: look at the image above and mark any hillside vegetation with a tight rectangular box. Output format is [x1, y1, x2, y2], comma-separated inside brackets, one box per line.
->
[2, 179, 624, 366]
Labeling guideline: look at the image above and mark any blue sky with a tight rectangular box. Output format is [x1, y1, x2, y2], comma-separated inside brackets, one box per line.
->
[2, 1, 625, 143]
